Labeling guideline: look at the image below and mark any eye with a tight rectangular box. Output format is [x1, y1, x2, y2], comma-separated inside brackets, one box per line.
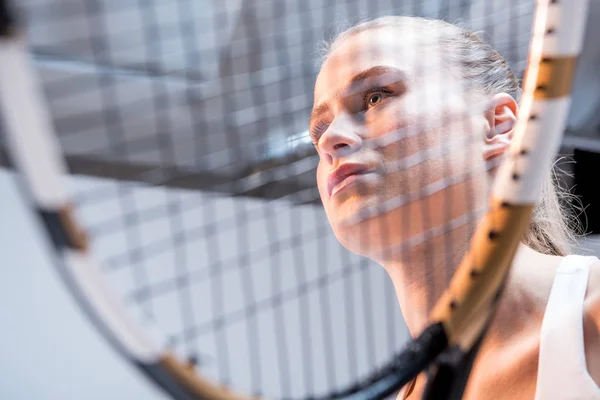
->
[367, 92, 383, 106]
[363, 88, 392, 109]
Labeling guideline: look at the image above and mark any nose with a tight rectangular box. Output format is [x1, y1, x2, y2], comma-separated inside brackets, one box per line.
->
[319, 114, 363, 165]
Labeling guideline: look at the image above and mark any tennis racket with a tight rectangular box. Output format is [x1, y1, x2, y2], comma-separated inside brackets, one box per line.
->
[0, 0, 590, 399]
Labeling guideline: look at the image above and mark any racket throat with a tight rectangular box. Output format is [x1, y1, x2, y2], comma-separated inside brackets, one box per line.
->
[422, 331, 487, 400]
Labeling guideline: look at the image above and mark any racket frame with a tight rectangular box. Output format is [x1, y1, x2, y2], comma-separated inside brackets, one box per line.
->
[0, 0, 591, 399]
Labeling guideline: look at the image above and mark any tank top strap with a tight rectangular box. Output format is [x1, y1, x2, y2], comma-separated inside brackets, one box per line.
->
[534, 255, 600, 400]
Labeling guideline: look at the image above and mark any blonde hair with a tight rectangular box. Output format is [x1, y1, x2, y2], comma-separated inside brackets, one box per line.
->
[320, 16, 580, 256]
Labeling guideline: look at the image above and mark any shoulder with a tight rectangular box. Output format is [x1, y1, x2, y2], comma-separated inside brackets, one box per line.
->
[583, 258, 600, 386]
[585, 258, 600, 317]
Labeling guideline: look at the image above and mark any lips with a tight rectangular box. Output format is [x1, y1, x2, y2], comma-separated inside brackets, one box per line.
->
[327, 163, 372, 197]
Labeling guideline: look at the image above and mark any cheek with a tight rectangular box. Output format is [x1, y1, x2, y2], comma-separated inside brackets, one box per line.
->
[365, 101, 409, 138]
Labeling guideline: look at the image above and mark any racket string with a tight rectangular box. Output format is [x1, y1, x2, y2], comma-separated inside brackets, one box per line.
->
[12, 0, 541, 397]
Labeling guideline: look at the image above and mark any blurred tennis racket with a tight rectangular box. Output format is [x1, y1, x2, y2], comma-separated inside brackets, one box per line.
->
[0, 0, 591, 399]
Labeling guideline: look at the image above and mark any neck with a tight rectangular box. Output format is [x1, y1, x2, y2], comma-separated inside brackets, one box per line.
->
[383, 239, 550, 338]
[382, 233, 468, 337]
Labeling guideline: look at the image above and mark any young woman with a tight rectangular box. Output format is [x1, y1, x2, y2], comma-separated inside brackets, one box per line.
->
[309, 16, 600, 399]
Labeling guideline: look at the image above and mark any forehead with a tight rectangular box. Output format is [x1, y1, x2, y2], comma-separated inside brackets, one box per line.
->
[314, 25, 444, 102]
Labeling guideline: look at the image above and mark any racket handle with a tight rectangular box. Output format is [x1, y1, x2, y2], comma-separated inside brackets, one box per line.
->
[421, 328, 487, 400]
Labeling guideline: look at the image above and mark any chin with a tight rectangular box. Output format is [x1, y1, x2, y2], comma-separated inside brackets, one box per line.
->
[324, 185, 414, 259]
[330, 213, 392, 260]
[327, 195, 430, 261]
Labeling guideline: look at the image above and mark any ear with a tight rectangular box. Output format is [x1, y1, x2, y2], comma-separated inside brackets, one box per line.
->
[483, 93, 519, 161]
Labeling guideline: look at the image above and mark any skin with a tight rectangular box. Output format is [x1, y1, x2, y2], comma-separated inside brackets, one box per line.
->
[310, 23, 600, 399]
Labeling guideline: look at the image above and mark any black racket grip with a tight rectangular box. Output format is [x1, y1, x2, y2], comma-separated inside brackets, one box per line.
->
[422, 324, 488, 400]
[391, 322, 449, 384]
[317, 323, 448, 400]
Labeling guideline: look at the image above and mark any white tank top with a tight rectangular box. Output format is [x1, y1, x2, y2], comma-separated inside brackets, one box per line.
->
[534, 255, 600, 400]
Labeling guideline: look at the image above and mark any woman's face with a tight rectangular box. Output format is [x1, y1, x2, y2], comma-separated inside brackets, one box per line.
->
[311, 25, 494, 260]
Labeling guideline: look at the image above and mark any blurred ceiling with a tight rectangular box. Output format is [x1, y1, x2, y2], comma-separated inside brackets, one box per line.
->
[3, 0, 599, 203]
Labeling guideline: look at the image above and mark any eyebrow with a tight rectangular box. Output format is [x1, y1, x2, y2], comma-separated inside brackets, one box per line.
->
[309, 65, 404, 126]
